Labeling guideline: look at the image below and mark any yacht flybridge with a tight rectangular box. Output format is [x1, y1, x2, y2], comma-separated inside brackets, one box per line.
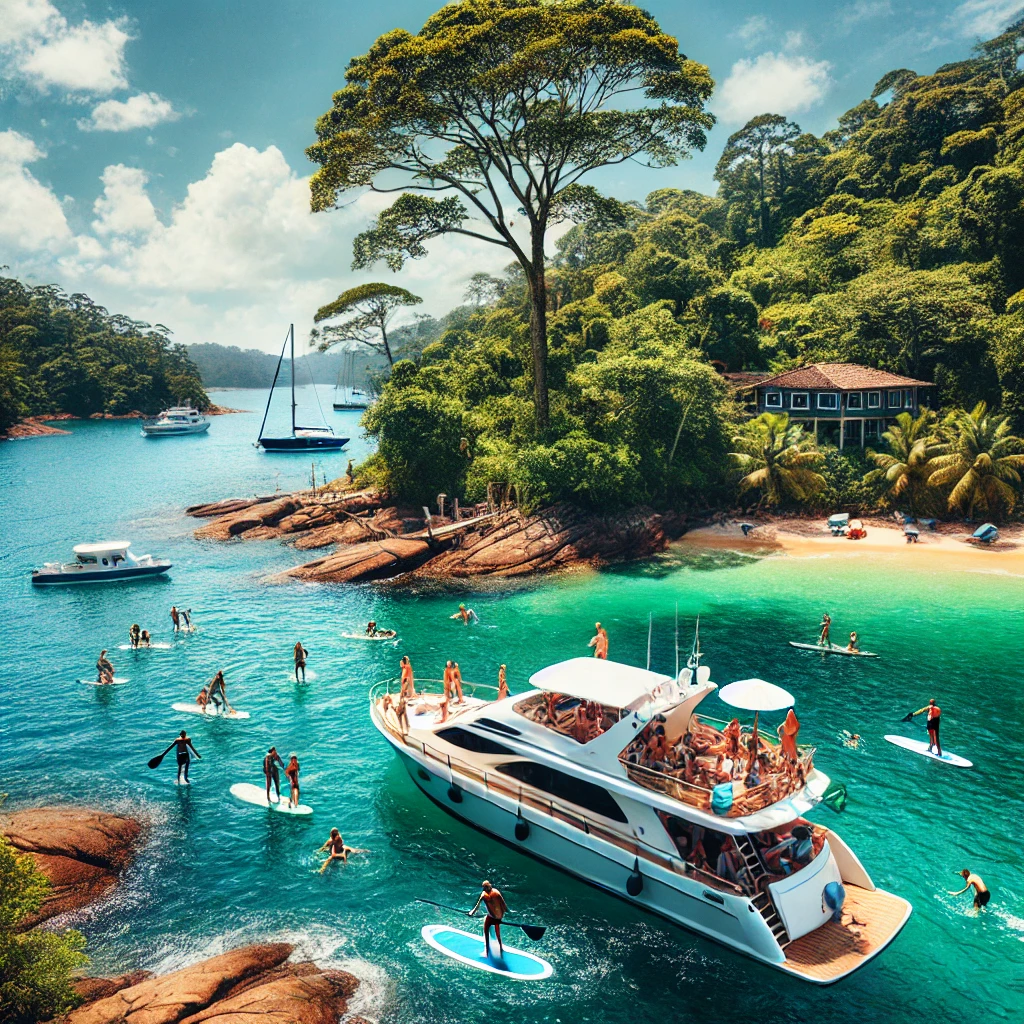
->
[370, 655, 911, 984]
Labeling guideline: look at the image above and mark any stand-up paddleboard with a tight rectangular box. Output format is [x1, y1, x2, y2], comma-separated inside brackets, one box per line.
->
[229, 782, 312, 815]
[78, 677, 128, 686]
[171, 702, 250, 720]
[290, 669, 318, 682]
[341, 632, 398, 641]
[788, 641, 878, 658]
[884, 734, 973, 768]
[421, 925, 553, 981]
[118, 642, 173, 650]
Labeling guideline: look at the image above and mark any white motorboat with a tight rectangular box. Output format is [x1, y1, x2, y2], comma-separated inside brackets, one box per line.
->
[32, 542, 171, 585]
[141, 406, 210, 436]
[370, 652, 911, 984]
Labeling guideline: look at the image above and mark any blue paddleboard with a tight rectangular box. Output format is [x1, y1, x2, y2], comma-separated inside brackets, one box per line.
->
[421, 925, 553, 981]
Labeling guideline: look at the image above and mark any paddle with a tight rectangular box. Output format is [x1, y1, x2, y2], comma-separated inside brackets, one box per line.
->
[147, 752, 167, 769]
[415, 898, 547, 941]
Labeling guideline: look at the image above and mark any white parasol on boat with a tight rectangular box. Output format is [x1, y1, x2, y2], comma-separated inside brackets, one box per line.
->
[717, 679, 795, 766]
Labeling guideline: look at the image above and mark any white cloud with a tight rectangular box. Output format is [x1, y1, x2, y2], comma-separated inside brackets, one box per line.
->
[0, 0, 130, 94]
[839, 0, 893, 28]
[0, 129, 72, 252]
[717, 52, 832, 123]
[92, 165, 159, 236]
[734, 15, 770, 47]
[952, 0, 1023, 37]
[783, 30, 806, 51]
[80, 92, 181, 132]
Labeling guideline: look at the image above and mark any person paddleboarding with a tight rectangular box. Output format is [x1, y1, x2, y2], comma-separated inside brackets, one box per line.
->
[206, 670, 232, 715]
[469, 880, 508, 959]
[96, 650, 114, 684]
[129, 624, 141, 649]
[264, 746, 284, 802]
[908, 698, 942, 757]
[818, 612, 832, 647]
[171, 605, 181, 632]
[285, 753, 301, 809]
[294, 640, 309, 682]
[317, 828, 368, 872]
[154, 730, 201, 785]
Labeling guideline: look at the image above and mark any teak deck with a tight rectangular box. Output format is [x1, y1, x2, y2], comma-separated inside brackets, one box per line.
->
[781, 885, 911, 983]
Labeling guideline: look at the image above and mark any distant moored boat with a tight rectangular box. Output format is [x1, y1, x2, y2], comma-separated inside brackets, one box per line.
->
[141, 406, 210, 436]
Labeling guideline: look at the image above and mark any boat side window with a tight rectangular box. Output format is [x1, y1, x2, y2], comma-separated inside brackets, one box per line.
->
[435, 727, 516, 757]
[496, 761, 628, 823]
[77, 555, 98, 564]
[475, 717, 521, 736]
[657, 811, 732, 875]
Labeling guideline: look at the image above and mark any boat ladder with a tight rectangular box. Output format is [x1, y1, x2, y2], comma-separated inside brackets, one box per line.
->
[735, 835, 790, 946]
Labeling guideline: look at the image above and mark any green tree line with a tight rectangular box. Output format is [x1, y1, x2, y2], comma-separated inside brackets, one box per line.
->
[0, 277, 208, 432]
[312, 4, 1024, 519]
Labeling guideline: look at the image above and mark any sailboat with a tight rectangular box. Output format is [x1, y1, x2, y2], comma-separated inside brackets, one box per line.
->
[333, 350, 370, 411]
[256, 325, 349, 452]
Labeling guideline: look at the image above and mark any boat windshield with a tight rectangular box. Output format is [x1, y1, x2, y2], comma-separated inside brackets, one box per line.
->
[513, 692, 624, 744]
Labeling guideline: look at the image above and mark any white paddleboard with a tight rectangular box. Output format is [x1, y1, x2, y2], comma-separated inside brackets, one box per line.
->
[79, 677, 128, 686]
[788, 641, 878, 658]
[118, 642, 173, 650]
[172, 702, 250, 720]
[421, 925, 552, 981]
[229, 782, 312, 815]
[341, 632, 398, 641]
[884, 734, 973, 768]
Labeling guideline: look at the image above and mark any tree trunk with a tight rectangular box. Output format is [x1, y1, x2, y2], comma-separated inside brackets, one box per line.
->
[379, 325, 395, 366]
[527, 233, 550, 432]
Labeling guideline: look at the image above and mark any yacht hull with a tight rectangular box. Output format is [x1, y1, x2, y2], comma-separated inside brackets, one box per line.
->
[142, 423, 210, 436]
[257, 436, 349, 451]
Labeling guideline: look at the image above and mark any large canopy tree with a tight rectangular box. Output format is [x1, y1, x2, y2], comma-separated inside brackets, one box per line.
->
[306, 0, 714, 430]
[311, 282, 422, 366]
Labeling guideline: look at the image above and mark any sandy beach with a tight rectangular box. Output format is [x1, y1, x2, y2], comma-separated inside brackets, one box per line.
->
[679, 515, 1024, 572]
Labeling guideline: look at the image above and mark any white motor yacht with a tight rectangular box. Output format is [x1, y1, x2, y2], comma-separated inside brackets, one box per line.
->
[371, 654, 911, 984]
[141, 406, 210, 436]
[32, 542, 172, 585]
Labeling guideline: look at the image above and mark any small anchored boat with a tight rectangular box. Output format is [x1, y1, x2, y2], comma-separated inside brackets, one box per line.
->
[141, 406, 210, 436]
[333, 349, 371, 411]
[32, 542, 171, 585]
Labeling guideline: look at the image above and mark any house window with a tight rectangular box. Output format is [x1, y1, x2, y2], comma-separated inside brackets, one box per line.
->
[868, 391, 881, 409]
[847, 392, 863, 410]
[817, 392, 838, 410]
[790, 392, 809, 410]
[865, 420, 880, 438]
[888, 390, 901, 408]
[904, 389, 914, 408]
[764, 391, 782, 408]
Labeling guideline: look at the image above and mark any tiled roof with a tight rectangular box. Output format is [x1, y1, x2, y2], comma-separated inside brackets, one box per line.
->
[720, 371, 773, 389]
[756, 363, 934, 390]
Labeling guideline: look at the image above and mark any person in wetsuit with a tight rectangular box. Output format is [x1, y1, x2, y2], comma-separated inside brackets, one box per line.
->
[206, 670, 230, 715]
[469, 880, 508, 959]
[264, 746, 284, 802]
[910, 698, 942, 757]
[294, 640, 309, 682]
[156, 730, 201, 784]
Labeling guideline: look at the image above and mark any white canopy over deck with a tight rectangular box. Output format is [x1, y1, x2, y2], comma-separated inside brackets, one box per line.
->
[528, 658, 673, 711]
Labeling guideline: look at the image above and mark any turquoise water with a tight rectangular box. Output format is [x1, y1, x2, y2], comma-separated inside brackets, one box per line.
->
[1, 388, 1022, 1023]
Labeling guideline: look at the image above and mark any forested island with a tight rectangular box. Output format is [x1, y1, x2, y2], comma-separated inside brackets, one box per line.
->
[309, 11, 1024, 522]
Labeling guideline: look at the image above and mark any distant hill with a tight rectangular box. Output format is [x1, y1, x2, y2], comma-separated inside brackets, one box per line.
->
[187, 342, 379, 388]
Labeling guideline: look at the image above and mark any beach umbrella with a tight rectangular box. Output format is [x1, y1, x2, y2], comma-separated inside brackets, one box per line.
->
[718, 679, 795, 764]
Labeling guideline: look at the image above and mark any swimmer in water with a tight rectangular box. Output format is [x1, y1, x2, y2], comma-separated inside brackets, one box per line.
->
[949, 869, 991, 910]
[293, 640, 309, 682]
[96, 650, 114, 684]
[317, 828, 368, 872]
[841, 730, 861, 749]
[497, 664, 508, 700]
[469, 880, 508, 959]
[155, 730, 201, 785]
[450, 603, 479, 625]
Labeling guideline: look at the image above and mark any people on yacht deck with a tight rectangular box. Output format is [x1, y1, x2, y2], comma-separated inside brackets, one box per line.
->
[452, 662, 465, 704]
[437, 695, 450, 724]
[779, 709, 801, 763]
[400, 656, 415, 699]
[846, 631, 860, 652]
[129, 624, 141, 649]
[155, 730, 201, 785]
[263, 746, 284, 802]
[443, 660, 455, 702]
[395, 693, 410, 733]
[451, 603, 479, 625]
[909, 699, 942, 756]
[470, 880, 508, 959]
[949, 869, 990, 909]
[285, 753, 301, 808]
[96, 650, 114, 684]
[588, 622, 609, 659]
[722, 719, 742, 759]
[318, 828, 367, 872]
[294, 640, 309, 682]
[207, 670, 231, 714]
[139, 630, 152, 647]
[497, 664, 508, 700]
[171, 605, 181, 632]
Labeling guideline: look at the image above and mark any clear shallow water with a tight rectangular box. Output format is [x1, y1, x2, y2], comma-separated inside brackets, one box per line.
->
[1, 389, 1022, 1024]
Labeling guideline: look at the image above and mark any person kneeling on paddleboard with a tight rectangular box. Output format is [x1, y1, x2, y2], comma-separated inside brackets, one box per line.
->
[470, 880, 508, 959]
[909, 699, 942, 757]
[846, 631, 860, 652]
[264, 746, 285, 802]
[96, 650, 114, 684]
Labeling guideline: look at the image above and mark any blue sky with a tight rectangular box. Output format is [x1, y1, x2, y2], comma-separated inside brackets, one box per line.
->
[1, 0, 1019, 352]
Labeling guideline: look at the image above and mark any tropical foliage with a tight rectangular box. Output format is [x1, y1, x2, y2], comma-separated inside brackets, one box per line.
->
[730, 413, 826, 507]
[0, 834, 87, 1024]
[311, 283, 423, 366]
[865, 411, 942, 515]
[0, 277, 207, 432]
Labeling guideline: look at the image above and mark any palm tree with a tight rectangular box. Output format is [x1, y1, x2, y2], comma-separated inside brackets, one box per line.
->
[927, 402, 1024, 520]
[731, 412, 826, 508]
[864, 410, 940, 515]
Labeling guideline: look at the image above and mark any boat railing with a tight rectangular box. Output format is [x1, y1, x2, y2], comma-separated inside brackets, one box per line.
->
[369, 684, 746, 897]
[370, 677, 501, 702]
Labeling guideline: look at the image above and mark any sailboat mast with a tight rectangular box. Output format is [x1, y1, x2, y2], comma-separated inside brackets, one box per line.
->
[257, 327, 289, 443]
[289, 324, 296, 436]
